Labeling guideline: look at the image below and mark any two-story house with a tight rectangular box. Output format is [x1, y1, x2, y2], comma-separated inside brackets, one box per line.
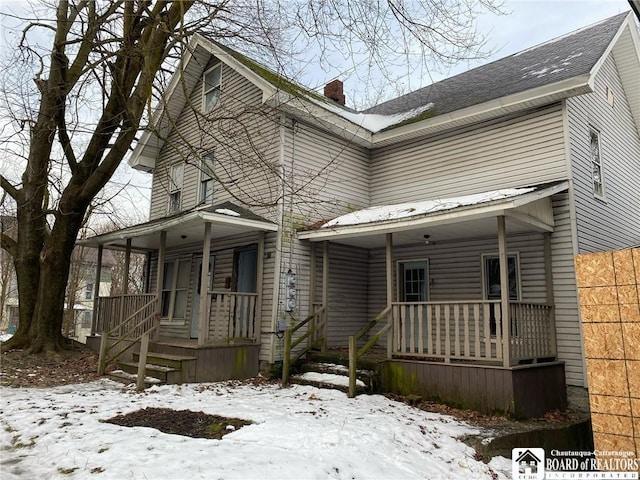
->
[84, 12, 640, 417]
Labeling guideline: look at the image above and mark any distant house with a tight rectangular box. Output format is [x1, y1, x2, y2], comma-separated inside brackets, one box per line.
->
[0, 216, 18, 334]
[83, 13, 640, 416]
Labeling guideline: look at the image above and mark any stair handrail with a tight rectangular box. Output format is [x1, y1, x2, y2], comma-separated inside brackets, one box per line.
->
[282, 306, 326, 385]
[97, 296, 159, 382]
[348, 305, 393, 398]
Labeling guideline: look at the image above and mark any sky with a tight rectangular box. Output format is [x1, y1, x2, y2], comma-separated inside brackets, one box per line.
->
[0, 0, 634, 223]
[0, 377, 514, 480]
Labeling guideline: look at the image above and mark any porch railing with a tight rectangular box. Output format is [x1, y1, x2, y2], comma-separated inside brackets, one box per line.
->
[209, 291, 259, 341]
[96, 294, 156, 335]
[391, 300, 554, 363]
[282, 305, 327, 384]
[97, 294, 159, 391]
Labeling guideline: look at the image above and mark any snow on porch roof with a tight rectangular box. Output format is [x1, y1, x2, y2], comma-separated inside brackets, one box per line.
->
[297, 181, 569, 242]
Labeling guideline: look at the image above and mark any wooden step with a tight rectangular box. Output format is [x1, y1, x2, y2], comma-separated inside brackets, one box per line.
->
[132, 352, 196, 369]
[118, 361, 183, 384]
[301, 362, 378, 391]
[106, 370, 162, 388]
[290, 372, 367, 394]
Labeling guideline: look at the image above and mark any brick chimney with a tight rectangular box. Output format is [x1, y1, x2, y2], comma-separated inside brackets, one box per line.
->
[324, 79, 345, 106]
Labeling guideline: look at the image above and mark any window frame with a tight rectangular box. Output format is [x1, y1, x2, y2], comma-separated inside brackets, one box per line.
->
[396, 259, 430, 303]
[161, 258, 191, 324]
[198, 153, 215, 205]
[589, 127, 606, 199]
[85, 282, 94, 300]
[168, 162, 184, 213]
[81, 310, 92, 328]
[481, 253, 521, 302]
[202, 63, 222, 112]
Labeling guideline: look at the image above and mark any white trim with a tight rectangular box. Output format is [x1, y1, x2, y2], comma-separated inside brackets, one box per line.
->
[396, 258, 430, 302]
[202, 63, 222, 113]
[589, 126, 606, 200]
[197, 153, 215, 205]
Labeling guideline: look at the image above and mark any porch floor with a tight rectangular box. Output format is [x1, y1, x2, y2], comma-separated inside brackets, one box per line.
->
[155, 337, 257, 349]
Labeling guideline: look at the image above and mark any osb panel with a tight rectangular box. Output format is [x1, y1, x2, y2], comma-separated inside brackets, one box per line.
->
[575, 252, 615, 287]
[593, 434, 636, 457]
[613, 250, 636, 286]
[620, 304, 640, 322]
[591, 413, 633, 437]
[578, 286, 619, 306]
[583, 322, 624, 359]
[590, 394, 631, 416]
[630, 398, 640, 417]
[580, 304, 621, 322]
[633, 249, 640, 283]
[586, 359, 629, 396]
[626, 360, 640, 398]
[623, 323, 640, 360]
[617, 285, 639, 305]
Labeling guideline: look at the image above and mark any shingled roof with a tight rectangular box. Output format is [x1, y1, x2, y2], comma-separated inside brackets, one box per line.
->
[363, 13, 628, 122]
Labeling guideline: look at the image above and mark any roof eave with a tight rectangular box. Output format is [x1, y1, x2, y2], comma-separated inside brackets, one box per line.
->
[297, 181, 568, 242]
[370, 76, 592, 147]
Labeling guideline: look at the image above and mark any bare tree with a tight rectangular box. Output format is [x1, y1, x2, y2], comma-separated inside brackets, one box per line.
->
[0, 0, 502, 355]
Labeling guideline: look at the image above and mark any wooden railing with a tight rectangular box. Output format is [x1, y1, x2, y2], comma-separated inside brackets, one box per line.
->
[282, 305, 327, 384]
[390, 300, 554, 364]
[208, 291, 259, 341]
[96, 294, 156, 335]
[510, 302, 555, 361]
[97, 294, 159, 391]
[348, 305, 393, 397]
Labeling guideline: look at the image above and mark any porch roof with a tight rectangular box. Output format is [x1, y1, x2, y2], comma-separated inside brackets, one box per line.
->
[80, 202, 278, 252]
[297, 182, 568, 248]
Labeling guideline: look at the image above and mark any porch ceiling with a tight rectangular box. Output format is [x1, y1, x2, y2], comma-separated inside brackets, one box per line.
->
[297, 182, 568, 249]
[80, 206, 278, 252]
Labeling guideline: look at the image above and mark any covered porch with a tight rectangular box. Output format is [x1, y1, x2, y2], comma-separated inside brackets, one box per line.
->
[81, 203, 278, 382]
[293, 183, 568, 416]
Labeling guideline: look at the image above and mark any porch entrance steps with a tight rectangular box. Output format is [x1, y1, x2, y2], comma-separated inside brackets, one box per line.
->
[111, 352, 196, 386]
[289, 362, 374, 394]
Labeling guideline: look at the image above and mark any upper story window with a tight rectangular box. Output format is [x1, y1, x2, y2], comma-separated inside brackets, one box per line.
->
[199, 154, 215, 204]
[590, 128, 605, 198]
[168, 163, 184, 213]
[203, 64, 222, 112]
[85, 282, 93, 300]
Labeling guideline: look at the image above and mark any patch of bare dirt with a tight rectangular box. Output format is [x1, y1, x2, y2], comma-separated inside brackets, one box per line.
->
[0, 342, 101, 388]
[103, 407, 252, 439]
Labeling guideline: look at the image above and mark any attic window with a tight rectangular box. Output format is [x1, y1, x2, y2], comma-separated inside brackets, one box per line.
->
[203, 64, 222, 112]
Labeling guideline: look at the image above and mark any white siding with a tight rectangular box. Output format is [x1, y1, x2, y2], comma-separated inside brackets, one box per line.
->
[549, 194, 584, 386]
[149, 60, 282, 221]
[567, 54, 640, 252]
[370, 105, 567, 205]
[283, 120, 370, 223]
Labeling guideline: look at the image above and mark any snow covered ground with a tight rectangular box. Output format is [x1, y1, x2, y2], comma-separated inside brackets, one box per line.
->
[0, 379, 512, 479]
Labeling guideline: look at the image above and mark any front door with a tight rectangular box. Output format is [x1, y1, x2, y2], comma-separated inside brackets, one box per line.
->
[191, 257, 214, 339]
[233, 249, 257, 338]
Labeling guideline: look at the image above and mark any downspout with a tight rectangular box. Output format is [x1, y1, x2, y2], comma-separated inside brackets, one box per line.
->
[268, 115, 287, 364]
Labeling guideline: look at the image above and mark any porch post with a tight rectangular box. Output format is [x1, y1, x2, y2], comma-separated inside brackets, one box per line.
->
[198, 222, 212, 346]
[309, 243, 317, 350]
[386, 233, 393, 358]
[123, 238, 132, 295]
[255, 231, 264, 341]
[497, 216, 512, 367]
[544, 232, 557, 357]
[91, 244, 103, 336]
[386, 233, 393, 306]
[322, 241, 329, 352]
[156, 231, 166, 317]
